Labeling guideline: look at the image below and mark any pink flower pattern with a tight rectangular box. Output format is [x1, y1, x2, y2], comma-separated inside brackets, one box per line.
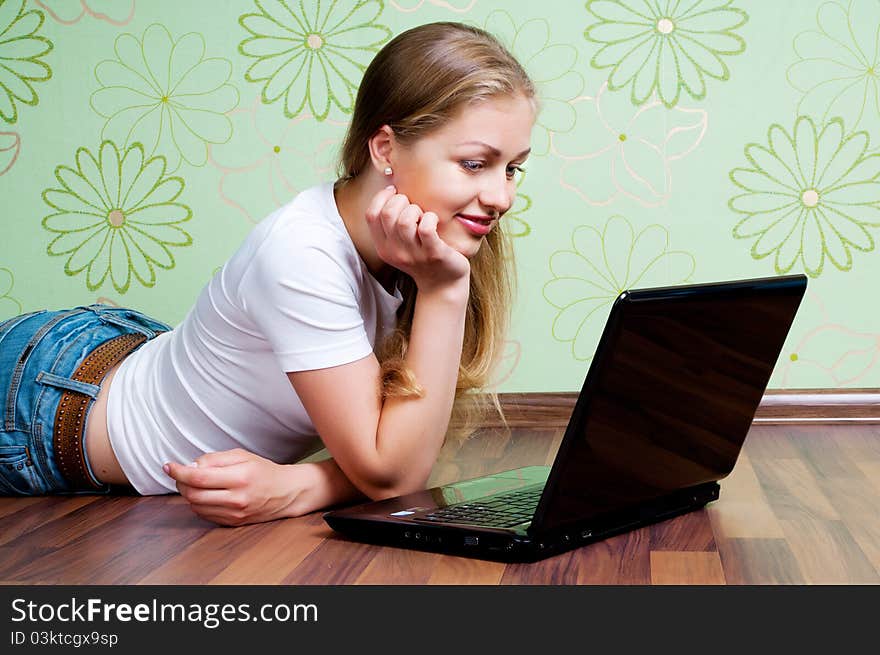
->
[36, 0, 135, 25]
[551, 82, 706, 207]
[209, 96, 345, 223]
[0, 131, 20, 175]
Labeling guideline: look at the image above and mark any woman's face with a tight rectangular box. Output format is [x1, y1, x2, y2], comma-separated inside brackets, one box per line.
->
[388, 94, 535, 258]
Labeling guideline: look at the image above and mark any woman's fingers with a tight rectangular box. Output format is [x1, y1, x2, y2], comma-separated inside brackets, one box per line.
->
[394, 203, 422, 248]
[416, 211, 443, 255]
[379, 193, 410, 237]
[175, 471, 250, 525]
[176, 482, 241, 507]
[193, 448, 251, 468]
[366, 187, 429, 267]
[164, 461, 244, 489]
[365, 185, 397, 229]
[365, 186, 397, 245]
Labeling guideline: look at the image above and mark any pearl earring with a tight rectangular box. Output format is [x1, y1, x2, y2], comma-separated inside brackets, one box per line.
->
[384, 166, 393, 176]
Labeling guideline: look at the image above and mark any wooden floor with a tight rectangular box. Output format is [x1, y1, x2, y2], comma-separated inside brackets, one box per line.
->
[0, 423, 878, 585]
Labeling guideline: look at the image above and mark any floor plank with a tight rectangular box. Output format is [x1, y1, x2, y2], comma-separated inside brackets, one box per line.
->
[650, 510, 717, 552]
[0, 496, 98, 547]
[3, 499, 209, 584]
[282, 536, 381, 585]
[354, 546, 442, 585]
[0, 496, 44, 519]
[426, 555, 506, 585]
[792, 430, 861, 479]
[706, 454, 785, 539]
[714, 538, 804, 584]
[574, 529, 652, 585]
[750, 458, 839, 522]
[742, 428, 801, 460]
[209, 512, 330, 584]
[139, 521, 279, 584]
[501, 547, 585, 585]
[780, 517, 880, 584]
[650, 551, 726, 585]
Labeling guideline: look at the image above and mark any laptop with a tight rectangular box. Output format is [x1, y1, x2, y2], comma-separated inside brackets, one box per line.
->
[324, 274, 807, 562]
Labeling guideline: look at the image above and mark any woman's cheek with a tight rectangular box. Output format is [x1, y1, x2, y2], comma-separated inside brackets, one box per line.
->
[435, 214, 460, 238]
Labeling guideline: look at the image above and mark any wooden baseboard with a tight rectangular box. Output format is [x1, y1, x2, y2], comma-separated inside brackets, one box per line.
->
[487, 389, 880, 428]
[753, 389, 880, 423]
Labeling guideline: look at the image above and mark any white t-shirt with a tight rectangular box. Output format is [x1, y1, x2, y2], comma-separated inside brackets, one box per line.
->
[106, 182, 403, 495]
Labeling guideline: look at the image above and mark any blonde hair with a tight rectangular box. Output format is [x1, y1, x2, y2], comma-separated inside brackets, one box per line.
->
[338, 22, 535, 439]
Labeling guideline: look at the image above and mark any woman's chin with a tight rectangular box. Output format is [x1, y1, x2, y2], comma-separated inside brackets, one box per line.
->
[453, 239, 484, 259]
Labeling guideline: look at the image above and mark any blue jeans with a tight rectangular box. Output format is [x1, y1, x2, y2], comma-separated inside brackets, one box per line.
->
[0, 305, 170, 495]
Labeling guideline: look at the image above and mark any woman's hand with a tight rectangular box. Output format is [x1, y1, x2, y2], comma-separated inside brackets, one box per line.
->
[366, 185, 470, 295]
[164, 449, 316, 526]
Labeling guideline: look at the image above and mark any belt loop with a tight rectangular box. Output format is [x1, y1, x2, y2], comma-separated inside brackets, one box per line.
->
[36, 371, 101, 398]
[96, 311, 156, 338]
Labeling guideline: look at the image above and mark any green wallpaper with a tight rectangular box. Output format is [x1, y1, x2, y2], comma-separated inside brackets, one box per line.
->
[1, 0, 879, 393]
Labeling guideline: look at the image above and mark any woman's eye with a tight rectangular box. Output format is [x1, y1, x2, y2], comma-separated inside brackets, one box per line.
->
[461, 160, 526, 178]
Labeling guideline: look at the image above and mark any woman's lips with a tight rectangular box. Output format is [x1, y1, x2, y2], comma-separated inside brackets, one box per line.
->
[455, 214, 495, 236]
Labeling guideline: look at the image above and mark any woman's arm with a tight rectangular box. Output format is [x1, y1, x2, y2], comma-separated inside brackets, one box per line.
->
[288, 279, 467, 500]
[165, 452, 365, 526]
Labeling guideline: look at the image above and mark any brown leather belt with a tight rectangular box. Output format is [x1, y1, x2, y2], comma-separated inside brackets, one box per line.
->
[53, 332, 147, 490]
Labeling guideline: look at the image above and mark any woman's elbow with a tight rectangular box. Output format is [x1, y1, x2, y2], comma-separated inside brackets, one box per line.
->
[358, 468, 432, 501]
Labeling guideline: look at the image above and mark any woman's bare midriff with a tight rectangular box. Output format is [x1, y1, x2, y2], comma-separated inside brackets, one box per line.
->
[84, 360, 132, 487]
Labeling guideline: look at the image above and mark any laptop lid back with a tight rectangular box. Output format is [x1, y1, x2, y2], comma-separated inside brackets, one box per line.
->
[530, 274, 807, 534]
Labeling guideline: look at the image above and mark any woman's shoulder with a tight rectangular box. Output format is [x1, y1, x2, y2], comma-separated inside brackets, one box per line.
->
[285, 181, 336, 214]
[252, 182, 348, 246]
[240, 183, 358, 276]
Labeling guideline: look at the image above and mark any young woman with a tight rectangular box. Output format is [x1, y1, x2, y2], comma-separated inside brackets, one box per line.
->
[0, 22, 536, 526]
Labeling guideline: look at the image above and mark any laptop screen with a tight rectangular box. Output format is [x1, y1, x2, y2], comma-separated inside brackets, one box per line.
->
[533, 275, 806, 533]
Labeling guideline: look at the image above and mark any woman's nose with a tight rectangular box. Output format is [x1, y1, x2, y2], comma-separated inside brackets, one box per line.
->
[480, 171, 513, 216]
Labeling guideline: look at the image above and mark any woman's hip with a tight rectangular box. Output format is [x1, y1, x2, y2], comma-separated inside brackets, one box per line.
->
[0, 305, 169, 495]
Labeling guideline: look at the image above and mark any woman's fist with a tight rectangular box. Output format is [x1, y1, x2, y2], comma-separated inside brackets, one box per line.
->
[365, 186, 470, 293]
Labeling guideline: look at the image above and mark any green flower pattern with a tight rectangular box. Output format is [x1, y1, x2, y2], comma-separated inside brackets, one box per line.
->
[90, 23, 239, 171]
[544, 216, 695, 361]
[0, 0, 53, 124]
[504, 171, 532, 238]
[0, 266, 22, 319]
[584, 0, 747, 108]
[239, 0, 391, 121]
[729, 116, 880, 278]
[42, 141, 193, 294]
[787, 0, 880, 134]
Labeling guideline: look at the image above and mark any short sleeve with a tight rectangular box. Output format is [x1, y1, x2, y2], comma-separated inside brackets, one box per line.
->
[238, 223, 373, 372]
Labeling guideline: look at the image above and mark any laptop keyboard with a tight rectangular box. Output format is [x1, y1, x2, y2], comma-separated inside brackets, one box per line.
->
[415, 485, 543, 528]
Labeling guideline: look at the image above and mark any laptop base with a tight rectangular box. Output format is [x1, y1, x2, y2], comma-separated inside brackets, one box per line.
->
[325, 481, 720, 563]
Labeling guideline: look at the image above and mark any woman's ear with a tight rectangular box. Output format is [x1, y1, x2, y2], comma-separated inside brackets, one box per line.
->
[367, 125, 395, 175]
